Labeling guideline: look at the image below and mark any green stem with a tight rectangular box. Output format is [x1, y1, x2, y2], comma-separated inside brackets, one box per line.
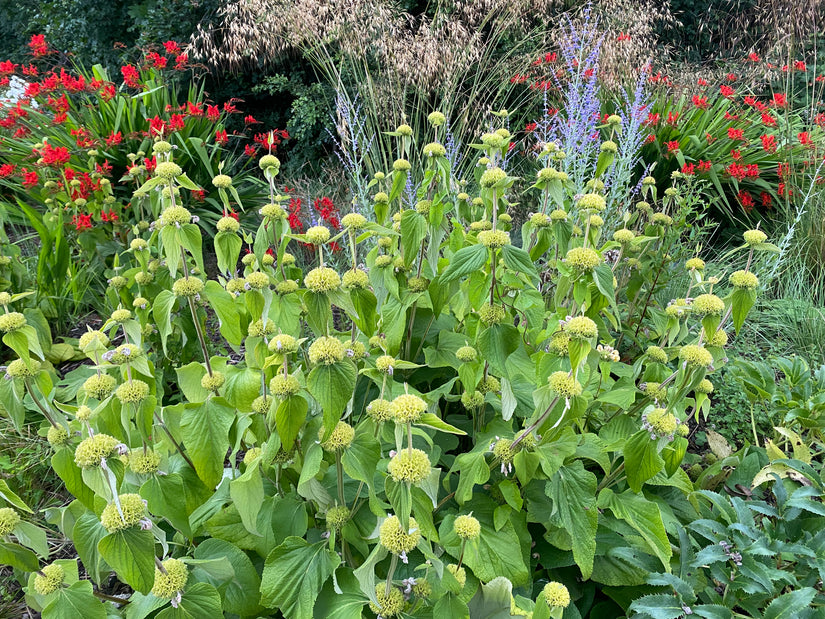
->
[335, 452, 345, 506]
[385, 554, 398, 596]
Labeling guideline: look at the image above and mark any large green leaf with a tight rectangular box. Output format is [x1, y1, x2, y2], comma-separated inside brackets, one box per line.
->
[440, 496, 530, 586]
[501, 244, 537, 278]
[260, 537, 341, 619]
[546, 460, 598, 579]
[478, 324, 520, 377]
[0, 541, 39, 572]
[624, 430, 665, 493]
[341, 430, 381, 490]
[42, 580, 106, 619]
[597, 489, 672, 571]
[156, 582, 223, 619]
[313, 567, 368, 619]
[204, 281, 243, 347]
[628, 594, 685, 619]
[762, 588, 817, 619]
[229, 465, 264, 535]
[441, 244, 488, 282]
[193, 539, 263, 617]
[0, 479, 32, 512]
[152, 290, 177, 355]
[180, 397, 235, 489]
[97, 527, 156, 594]
[307, 362, 357, 436]
[400, 209, 428, 266]
[72, 513, 110, 585]
[275, 394, 308, 450]
[140, 474, 193, 538]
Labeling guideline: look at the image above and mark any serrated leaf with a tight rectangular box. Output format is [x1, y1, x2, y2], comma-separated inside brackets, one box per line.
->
[441, 244, 487, 282]
[308, 362, 357, 437]
[97, 527, 156, 594]
[624, 430, 665, 493]
[416, 412, 467, 435]
[156, 582, 223, 619]
[260, 537, 341, 619]
[180, 397, 235, 489]
[546, 461, 598, 579]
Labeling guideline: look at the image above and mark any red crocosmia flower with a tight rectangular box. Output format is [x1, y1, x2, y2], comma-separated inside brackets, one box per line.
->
[666, 111, 679, 125]
[738, 190, 754, 212]
[21, 168, 38, 188]
[816, 75, 825, 83]
[681, 163, 695, 175]
[228, 210, 239, 221]
[148, 116, 166, 137]
[0, 60, 17, 75]
[121, 65, 140, 88]
[169, 114, 185, 132]
[186, 101, 203, 116]
[617, 32, 630, 41]
[645, 133, 656, 144]
[760, 134, 776, 152]
[799, 132, 812, 146]
[723, 111, 739, 121]
[70, 127, 95, 148]
[761, 112, 777, 127]
[727, 127, 744, 141]
[697, 78, 708, 86]
[761, 192, 772, 207]
[697, 160, 712, 173]
[524, 122, 537, 132]
[705, 132, 716, 145]
[730, 149, 742, 161]
[174, 54, 187, 70]
[206, 105, 220, 122]
[743, 95, 756, 107]
[41, 143, 71, 167]
[100, 210, 119, 222]
[0, 163, 15, 177]
[146, 52, 167, 69]
[815, 113, 825, 127]
[772, 93, 787, 107]
[13, 126, 30, 138]
[24, 82, 41, 97]
[287, 197, 303, 231]
[720, 85, 735, 98]
[223, 101, 239, 114]
[794, 60, 806, 71]
[726, 73, 737, 82]
[215, 129, 228, 145]
[144, 157, 157, 173]
[644, 113, 660, 125]
[100, 84, 116, 101]
[52, 112, 67, 125]
[71, 213, 93, 231]
[666, 140, 680, 153]
[244, 115, 259, 125]
[0, 76, 9, 87]
[191, 189, 206, 202]
[106, 131, 123, 147]
[163, 41, 181, 55]
[748, 52, 760, 62]
[28, 34, 49, 57]
[96, 161, 112, 176]
[244, 144, 258, 157]
[692, 95, 708, 109]
[48, 94, 70, 113]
